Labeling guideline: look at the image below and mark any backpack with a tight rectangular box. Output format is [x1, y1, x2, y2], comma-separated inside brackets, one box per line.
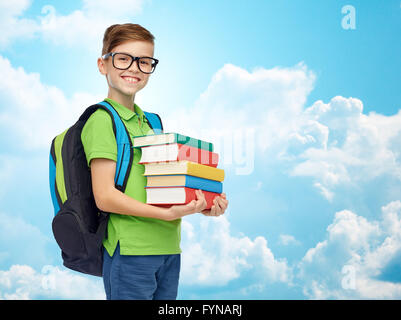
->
[49, 100, 163, 277]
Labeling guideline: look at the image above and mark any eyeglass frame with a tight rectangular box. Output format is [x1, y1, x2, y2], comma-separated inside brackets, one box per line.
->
[101, 52, 159, 74]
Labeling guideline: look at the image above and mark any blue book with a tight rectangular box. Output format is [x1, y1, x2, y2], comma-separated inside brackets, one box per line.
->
[146, 174, 223, 193]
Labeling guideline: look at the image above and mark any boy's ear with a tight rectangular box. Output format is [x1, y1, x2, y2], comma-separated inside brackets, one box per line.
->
[97, 57, 107, 75]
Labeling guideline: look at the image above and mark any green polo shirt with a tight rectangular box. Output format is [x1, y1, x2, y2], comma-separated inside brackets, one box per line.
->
[81, 98, 181, 256]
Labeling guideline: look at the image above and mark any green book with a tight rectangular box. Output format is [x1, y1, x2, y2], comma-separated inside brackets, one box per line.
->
[133, 133, 213, 152]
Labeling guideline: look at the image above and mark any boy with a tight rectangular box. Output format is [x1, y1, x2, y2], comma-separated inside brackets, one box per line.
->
[80, 23, 228, 300]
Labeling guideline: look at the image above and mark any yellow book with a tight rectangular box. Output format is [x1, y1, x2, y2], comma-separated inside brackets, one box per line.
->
[143, 160, 225, 182]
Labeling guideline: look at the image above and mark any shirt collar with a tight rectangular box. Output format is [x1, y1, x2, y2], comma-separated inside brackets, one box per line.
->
[104, 98, 146, 123]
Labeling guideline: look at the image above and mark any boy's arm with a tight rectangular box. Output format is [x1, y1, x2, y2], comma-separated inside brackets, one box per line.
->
[90, 158, 207, 221]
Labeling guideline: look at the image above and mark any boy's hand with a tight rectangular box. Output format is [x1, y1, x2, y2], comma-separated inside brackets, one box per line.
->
[164, 190, 228, 220]
[166, 190, 207, 220]
[199, 191, 228, 217]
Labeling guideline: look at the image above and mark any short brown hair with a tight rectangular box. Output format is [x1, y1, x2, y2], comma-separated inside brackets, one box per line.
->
[102, 23, 155, 56]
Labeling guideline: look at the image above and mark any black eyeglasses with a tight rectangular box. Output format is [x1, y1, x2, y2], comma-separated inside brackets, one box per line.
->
[102, 52, 159, 74]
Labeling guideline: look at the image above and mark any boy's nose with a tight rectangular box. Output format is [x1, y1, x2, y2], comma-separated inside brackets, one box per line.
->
[128, 59, 140, 73]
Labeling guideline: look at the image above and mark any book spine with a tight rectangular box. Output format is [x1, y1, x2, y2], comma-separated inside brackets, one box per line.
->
[175, 133, 214, 152]
[185, 175, 223, 193]
[146, 187, 220, 209]
[177, 144, 218, 167]
[186, 161, 225, 181]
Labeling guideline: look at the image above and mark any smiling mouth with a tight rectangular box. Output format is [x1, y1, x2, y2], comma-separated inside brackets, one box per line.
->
[121, 76, 140, 83]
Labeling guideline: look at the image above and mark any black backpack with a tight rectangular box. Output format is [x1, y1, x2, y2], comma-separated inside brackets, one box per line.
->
[49, 100, 163, 276]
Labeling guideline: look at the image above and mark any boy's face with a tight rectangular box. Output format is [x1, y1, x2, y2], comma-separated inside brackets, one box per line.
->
[98, 40, 155, 100]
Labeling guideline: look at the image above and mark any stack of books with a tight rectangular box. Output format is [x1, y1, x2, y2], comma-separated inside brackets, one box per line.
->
[133, 133, 224, 209]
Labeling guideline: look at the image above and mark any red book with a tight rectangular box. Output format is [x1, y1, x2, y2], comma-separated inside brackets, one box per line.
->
[145, 186, 220, 209]
[139, 143, 219, 167]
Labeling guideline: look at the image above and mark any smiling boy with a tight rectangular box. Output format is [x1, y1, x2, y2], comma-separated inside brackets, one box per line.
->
[80, 23, 228, 300]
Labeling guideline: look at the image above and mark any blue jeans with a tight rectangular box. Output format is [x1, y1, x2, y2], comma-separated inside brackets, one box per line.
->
[102, 243, 181, 300]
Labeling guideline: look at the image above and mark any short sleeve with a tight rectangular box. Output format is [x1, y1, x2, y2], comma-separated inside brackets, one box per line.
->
[81, 109, 117, 166]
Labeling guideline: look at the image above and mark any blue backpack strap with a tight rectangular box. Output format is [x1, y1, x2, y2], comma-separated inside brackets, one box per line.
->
[79, 101, 132, 192]
[144, 111, 163, 134]
[95, 101, 133, 192]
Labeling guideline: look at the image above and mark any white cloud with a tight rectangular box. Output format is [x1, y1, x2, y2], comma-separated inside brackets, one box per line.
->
[0, 211, 51, 269]
[0, 155, 18, 198]
[0, 264, 104, 300]
[0, 0, 38, 48]
[185, 62, 315, 150]
[299, 200, 401, 299]
[0, 0, 146, 50]
[163, 62, 315, 142]
[180, 215, 292, 290]
[0, 211, 104, 300]
[291, 97, 401, 199]
[313, 182, 334, 202]
[161, 62, 316, 176]
[279, 234, 301, 246]
[0, 55, 100, 150]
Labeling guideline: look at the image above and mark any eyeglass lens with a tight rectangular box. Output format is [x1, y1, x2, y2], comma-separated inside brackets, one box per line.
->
[113, 53, 156, 73]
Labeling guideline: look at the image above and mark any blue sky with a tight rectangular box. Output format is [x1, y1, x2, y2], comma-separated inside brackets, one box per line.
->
[0, 0, 401, 299]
